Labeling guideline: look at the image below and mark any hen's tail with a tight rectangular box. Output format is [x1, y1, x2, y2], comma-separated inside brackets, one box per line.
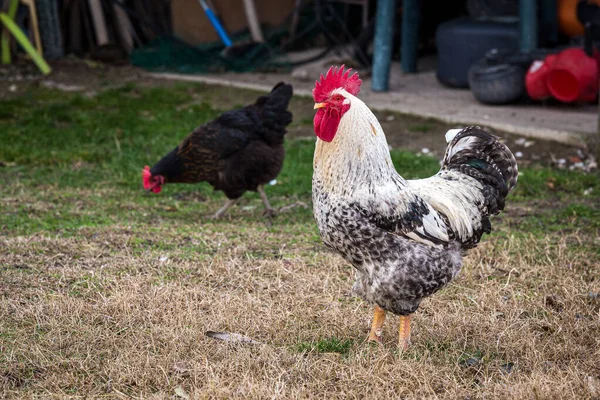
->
[254, 82, 293, 143]
[441, 126, 518, 216]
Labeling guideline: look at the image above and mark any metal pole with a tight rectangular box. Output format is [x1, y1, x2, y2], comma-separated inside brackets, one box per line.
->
[401, 0, 419, 73]
[371, 0, 396, 92]
[539, 0, 557, 46]
[242, 0, 265, 43]
[519, 0, 538, 52]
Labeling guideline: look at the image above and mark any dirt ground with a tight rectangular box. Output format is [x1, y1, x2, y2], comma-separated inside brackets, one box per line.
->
[0, 57, 596, 171]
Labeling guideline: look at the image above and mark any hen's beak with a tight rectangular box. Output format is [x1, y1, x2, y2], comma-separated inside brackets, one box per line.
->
[314, 102, 327, 109]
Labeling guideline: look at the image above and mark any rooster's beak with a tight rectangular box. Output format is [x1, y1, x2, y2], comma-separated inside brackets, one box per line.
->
[313, 102, 327, 109]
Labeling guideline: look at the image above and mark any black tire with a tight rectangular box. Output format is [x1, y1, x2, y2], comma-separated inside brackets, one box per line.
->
[468, 58, 525, 105]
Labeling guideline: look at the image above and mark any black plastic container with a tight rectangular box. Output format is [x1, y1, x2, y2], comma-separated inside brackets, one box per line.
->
[435, 17, 520, 88]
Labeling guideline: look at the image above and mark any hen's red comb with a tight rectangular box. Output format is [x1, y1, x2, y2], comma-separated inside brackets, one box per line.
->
[142, 166, 152, 191]
[313, 65, 362, 103]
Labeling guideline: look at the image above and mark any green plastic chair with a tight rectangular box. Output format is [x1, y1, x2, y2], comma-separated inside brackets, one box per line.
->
[1, 0, 51, 75]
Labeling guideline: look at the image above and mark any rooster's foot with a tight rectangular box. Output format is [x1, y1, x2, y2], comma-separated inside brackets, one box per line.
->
[366, 305, 386, 346]
[257, 185, 277, 220]
[210, 198, 238, 220]
[366, 333, 384, 346]
[263, 208, 277, 219]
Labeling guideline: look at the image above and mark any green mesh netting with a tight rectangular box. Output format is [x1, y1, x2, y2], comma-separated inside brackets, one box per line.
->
[130, 28, 293, 74]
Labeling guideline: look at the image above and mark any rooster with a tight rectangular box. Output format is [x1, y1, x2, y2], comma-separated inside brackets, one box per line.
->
[311, 66, 518, 349]
[143, 82, 293, 219]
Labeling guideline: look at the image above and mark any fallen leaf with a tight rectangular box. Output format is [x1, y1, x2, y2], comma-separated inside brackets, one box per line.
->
[586, 376, 600, 398]
[174, 385, 190, 400]
[205, 331, 262, 344]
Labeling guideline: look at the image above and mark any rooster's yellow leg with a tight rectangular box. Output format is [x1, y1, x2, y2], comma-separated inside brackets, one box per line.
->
[367, 305, 386, 344]
[398, 315, 411, 350]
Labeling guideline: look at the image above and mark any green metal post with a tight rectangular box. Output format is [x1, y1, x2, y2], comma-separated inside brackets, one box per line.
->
[520, 0, 538, 52]
[401, 0, 419, 73]
[540, 0, 557, 46]
[371, 0, 396, 92]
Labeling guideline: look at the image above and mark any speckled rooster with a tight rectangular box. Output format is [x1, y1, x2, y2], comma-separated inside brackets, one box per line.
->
[311, 66, 518, 349]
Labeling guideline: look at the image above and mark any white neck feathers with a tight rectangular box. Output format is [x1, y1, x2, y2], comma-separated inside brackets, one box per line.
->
[313, 93, 400, 194]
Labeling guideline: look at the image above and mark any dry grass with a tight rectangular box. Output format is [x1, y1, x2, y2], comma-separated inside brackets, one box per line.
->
[1, 210, 599, 399]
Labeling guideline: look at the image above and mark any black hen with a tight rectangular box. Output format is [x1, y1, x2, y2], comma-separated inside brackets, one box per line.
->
[143, 82, 293, 218]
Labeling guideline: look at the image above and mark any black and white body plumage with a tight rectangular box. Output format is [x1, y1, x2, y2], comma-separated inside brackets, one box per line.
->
[312, 90, 518, 316]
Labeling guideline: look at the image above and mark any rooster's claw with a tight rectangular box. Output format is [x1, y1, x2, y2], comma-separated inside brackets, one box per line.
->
[263, 208, 277, 219]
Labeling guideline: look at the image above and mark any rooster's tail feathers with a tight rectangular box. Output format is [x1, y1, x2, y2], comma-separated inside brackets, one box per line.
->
[441, 126, 518, 214]
[256, 82, 293, 130]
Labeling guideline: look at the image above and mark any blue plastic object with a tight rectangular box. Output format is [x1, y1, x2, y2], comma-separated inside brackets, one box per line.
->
[198, 0, 232, 47]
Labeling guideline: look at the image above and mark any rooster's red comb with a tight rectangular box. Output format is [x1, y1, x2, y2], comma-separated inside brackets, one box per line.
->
[142, 166, 152, 190]
[312, 65, 362, 103]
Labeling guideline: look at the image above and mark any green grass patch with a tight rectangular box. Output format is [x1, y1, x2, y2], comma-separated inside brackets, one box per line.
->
[408, 122, 434, 133]
[295, 337, 354, 355]
[517, 203, 600, 233]
[511, 167, 598, 201]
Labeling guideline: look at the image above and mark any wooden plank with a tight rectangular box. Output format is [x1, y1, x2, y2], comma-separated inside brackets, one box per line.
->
[88, 0, 109, 46]
[113, 4, 134, 52]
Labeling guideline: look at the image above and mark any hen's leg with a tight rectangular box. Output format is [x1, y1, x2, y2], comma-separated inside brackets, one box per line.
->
[367, 305, 386, 344]
[257, 185, 276, 218]
[211, 198, 239, 219]
[398, 315, 411, 350]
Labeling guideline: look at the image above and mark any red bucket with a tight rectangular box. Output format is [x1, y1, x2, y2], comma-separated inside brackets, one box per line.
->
[526, 54, 558, 100]
[547, 48, 599, 102]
